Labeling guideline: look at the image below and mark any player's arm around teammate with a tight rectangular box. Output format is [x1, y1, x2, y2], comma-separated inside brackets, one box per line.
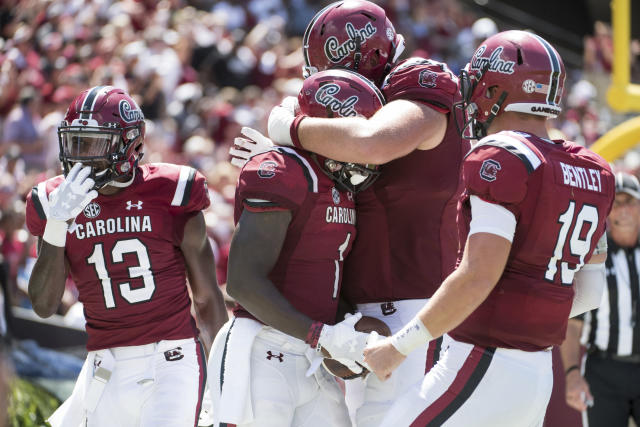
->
[180, 210, 228, 352]
[269, 97, 447, 165]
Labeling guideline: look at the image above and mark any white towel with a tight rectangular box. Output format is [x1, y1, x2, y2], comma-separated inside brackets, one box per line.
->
[305, 348, 345, 405]
[209, 317, 263, 426]
[48, 352, 95, 427]
[84, 350, 115, 413]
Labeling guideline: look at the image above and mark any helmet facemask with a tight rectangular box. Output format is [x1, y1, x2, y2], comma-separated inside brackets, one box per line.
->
[58, 120, 144, 190]
[454, 64, 508, 141]
[320, 156, 380, 193]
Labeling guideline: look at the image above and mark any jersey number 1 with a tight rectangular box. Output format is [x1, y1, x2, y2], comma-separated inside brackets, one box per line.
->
[87, 238, 156, 308]
[333, 233, 351, 299]
[545, 201, 599, 285]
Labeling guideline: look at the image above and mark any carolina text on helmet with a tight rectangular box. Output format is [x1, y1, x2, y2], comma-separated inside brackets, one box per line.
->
[324, 22, 377, 63]
[470, 46, 515, 74]
[315, 84, 358, 117]
[119, 100, 144, 123]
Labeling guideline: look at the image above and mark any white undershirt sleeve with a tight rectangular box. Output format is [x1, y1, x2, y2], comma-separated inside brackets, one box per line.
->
[468, 195, 517, 242]
[570, 262, 606, 318]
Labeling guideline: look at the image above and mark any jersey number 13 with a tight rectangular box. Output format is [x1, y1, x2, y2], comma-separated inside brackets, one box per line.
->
[87, 238, 156, 308]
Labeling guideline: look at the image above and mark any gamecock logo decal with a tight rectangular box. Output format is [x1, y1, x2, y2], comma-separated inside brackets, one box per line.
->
[480, 159, 501, 182]
[258, 161, 277, 178]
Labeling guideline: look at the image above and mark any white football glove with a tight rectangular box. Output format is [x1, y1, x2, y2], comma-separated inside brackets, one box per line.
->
[43, 163, 98, 247]
[229, 127, 274, 168]
[317, 312, 373, 369]
[267, 96, 300, 147]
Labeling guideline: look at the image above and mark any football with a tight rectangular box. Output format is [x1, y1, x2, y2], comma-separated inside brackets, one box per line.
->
[322, 316, 392, 379]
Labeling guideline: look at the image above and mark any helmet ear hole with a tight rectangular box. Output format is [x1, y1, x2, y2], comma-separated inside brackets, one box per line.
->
[371, 50, 381, 67]
[486, 85, 498, 99]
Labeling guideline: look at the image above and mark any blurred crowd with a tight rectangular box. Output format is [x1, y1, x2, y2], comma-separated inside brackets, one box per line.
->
[0, 0, 632, 324]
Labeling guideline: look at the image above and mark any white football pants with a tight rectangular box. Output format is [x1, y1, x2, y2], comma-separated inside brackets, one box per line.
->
[380, 337, 553, 426]
[50, 338, 206, 427]
[346, 299, 440, 427]
[210, 321, 351, 427]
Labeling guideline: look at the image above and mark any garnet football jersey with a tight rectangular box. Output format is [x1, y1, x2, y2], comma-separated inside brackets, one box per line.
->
[232, 147, 356, 325]
[26, 164, 210, 350]
[342, 57, 470, 304]
[450, 131, 614, 351]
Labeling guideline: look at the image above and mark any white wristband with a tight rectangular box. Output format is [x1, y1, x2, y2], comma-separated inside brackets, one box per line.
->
[267, 105, 295, 146]
[390, 316, 433, 356]
[43, 219, 69, 247]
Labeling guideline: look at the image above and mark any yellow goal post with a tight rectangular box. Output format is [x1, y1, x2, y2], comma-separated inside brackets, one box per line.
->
[590, 0, 640, 162]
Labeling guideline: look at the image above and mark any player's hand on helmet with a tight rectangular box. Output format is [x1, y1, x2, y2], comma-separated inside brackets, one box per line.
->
[229, 127, 274, 168]
[43, 163, 98, 247]
[49, 163, 98, 222]
[267, 96, 302, 148]
[317, 312, 374, 369]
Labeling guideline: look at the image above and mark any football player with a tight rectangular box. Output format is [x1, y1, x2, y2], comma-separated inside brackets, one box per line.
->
[209, 70, 382, 427]
[25, 86, 228, 427]
[236, 1, 470, 425]
[363, 31, 615, 426]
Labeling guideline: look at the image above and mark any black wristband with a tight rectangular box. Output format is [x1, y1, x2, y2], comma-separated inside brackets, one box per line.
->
[565, 364, 580, 375]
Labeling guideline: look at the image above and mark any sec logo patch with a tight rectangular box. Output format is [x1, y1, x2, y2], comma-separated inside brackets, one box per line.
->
[522, 79, 536, 94]
[331, 187, 341, 205]
[84, 202, 101, 219]
[257, 161, 277, 178]
[480, 159, 501, 182]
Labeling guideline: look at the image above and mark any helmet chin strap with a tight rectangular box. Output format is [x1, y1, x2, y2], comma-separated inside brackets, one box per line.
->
[476, 91, 508, 139]
[108, 168, 136, 188]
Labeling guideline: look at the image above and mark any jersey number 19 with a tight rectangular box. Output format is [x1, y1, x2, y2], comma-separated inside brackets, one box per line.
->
[545, 200, 599, 285]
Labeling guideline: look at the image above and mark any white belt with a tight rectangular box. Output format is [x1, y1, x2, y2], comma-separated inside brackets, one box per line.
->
[257, 327, 309, 354]
[357, 298, 428, 317]
[109, 338, 194, 360]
